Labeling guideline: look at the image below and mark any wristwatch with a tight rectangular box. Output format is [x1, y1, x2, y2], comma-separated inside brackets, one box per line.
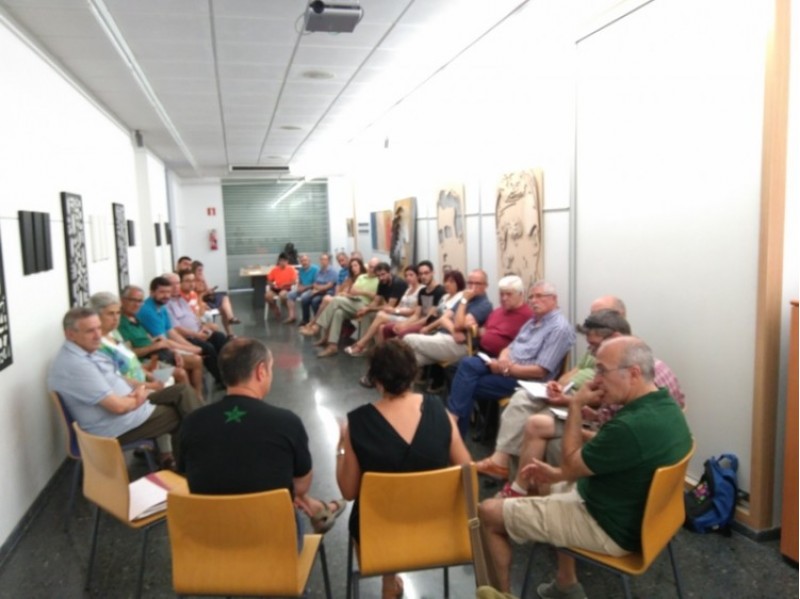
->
[460, 298, 468, 305]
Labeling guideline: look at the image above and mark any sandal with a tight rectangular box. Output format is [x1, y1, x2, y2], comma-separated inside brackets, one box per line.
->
[344, 345, 365, 357]
[229, 317, 241, 325]
[299, 324, 319, 337]
[317, 345, 338, 358]
[310, 498, 347, 533]
[313, 337, 328, 347]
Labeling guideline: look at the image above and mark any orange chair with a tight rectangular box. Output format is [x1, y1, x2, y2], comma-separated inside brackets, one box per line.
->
[347, 465, 478, 598]
[167, 489, 332, 597]
[520, 444, 695, 599]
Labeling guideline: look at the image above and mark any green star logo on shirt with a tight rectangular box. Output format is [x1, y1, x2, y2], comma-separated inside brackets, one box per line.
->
[224, 406, 246, 423]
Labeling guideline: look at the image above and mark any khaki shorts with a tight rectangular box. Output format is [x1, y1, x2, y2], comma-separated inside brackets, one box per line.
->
[502, 482, 629, 557]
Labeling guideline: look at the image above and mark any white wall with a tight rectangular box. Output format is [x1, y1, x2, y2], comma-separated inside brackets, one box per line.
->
[0, 21, 159, 546]
[170, 178, 229, 289]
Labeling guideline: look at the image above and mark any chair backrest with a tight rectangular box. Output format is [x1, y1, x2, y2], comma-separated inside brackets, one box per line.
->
[167, 488, 305, 596]
[358, 465, 477, 576]
[50, 391, 80, 460]
[640, 443, 696, 566]
[73, 423, 131, 523]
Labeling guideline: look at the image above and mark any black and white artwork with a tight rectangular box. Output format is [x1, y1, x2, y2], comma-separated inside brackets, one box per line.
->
[112, 203, 129, 292]
[0, 227, 13, 372]
[60, 192, 90, 307]
[164, 222, 172, 245]
[18, 211, 53, 275]
[154, 223, 162, 247]
[127, 219, 136, 247]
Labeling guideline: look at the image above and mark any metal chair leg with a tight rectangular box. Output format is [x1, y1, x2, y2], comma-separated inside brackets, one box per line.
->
[136, 526, 151, 599]
[667, 541, 685, 599]
[519, 545, 536, 598]
[319, 541, 333, 599]
[620, 574, 633, 599]
[346, 535, 354, 599]
[64, 461, 82, 532]
[443, 566, 449, 598]
[85, 507, 101, 591]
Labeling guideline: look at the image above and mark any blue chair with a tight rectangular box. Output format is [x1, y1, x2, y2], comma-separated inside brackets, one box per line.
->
[49, 391, 157, 530]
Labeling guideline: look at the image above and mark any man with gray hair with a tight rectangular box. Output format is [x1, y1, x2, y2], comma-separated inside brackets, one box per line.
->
[448, 281, 575, 436]
[48, 307, 203, 468]
[479, 336, 692, 598]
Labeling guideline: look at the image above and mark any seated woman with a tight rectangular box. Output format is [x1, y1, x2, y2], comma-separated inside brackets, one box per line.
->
[300, 257, 364, 335]
[90, 291, 191, 468]
[344, 265, 421, 356]
[336, 339, 471, 598]
[389, 269, 466, 340]
[192, 260, 240, 336]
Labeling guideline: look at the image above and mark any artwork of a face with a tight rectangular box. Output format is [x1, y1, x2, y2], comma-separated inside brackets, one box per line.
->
[495, 170, 544, 290]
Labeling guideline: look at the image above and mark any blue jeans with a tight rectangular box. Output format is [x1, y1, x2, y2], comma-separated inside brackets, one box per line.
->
[447, 356, 520, 437]
[301, 292, 328, 324]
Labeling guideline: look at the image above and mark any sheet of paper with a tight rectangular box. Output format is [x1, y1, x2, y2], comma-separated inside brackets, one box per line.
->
[128, 475, 168, 521]
[549, 407, 568, 420]
[517, 380, 549, 399]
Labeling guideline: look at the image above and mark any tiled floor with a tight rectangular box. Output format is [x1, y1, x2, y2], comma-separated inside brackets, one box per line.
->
[0, 293, 796, 598]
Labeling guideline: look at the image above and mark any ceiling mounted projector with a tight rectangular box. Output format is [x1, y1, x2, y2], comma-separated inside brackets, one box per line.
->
[305, 1, 363, 33]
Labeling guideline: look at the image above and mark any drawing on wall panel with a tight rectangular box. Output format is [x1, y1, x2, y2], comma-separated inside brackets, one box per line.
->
[0, 226, 13, 372]
[60, 192, 91, 308]
[390, 197, 416, 271]
[112, 203, 129, 292]
[496, 169, 544, 290]
[370, 210, 393, 253]
[436, 185, 466, 274]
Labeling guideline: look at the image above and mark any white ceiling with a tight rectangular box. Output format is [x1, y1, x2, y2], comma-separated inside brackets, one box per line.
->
[0, 0, 612, 179]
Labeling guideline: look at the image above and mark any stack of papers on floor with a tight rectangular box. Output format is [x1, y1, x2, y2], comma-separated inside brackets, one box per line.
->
[129, 474, 169, 521]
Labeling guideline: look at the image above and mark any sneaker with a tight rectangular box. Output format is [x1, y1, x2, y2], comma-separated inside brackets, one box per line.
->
[496, 482, 526, 499]
[537, 581, 587, 599]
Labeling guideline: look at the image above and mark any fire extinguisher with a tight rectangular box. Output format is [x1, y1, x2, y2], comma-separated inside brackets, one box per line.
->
[209, 229, 218, 251]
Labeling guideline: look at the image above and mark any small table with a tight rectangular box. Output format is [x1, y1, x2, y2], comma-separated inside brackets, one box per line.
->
[240, 267, 270, 309]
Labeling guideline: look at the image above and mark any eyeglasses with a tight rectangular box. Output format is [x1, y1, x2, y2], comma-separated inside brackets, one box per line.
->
[467, 280, 486, 286]
[595, 364, 630, 376]
[530, 293, 554, 300]
[123, 297, 144, 303]
[418, 270, 431, 275]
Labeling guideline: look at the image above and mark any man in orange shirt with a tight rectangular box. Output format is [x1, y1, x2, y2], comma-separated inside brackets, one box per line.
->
[178, 270, 204, 317]
[265, 252, 297, 320]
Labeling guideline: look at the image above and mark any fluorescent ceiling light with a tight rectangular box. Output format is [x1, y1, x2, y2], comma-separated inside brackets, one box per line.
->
[88, 0, 199, 173]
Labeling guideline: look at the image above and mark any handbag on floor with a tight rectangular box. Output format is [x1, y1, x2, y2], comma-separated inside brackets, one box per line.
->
[684, 453, 738, 534]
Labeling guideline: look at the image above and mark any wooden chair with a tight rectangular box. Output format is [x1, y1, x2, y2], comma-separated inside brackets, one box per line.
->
[73, 423, 187, 599]
[167, 489, 332, 598]
[347, 465, 478, 599]
[520, 443, 695, 599]
[50, 391, 157, 530]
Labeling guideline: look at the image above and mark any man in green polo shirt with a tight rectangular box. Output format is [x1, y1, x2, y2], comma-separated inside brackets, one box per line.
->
[117, 285, 206, 401]
[478, 336, 692, 599]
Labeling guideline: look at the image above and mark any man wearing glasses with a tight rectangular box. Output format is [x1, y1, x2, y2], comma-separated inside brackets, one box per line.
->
[447, 281, 575, 437]
[478, 336, 692, 599]
[404, 269, 493, 366]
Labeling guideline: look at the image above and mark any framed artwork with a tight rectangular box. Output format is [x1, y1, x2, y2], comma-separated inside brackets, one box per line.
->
[112, 203, 129, 292]
[0, 227, 12, 372]
[390, 197, 416, 271]
[164, 222, 172, 245]
[370, 210, 393, 253]
[496, 169, 544, 290]
[436, 184, 466, 274]
[154, 223, 162, 247]
[60, 192, 90, 307]
[127, 219, 136, 247]
[18, 211, 52, 275]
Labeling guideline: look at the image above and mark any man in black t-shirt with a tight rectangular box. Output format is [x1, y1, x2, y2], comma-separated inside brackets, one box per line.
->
[178, 338, 345, 535]
[392, 260, 445, 337]
[354, 261, 408, 339]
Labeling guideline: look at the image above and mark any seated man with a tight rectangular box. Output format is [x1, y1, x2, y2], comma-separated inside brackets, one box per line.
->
[448, 281, 575, 436]
[138, 276, 223, 387]
[284, 253, 318, 324]
[164, 272, 227, 385]
[118, 285, 205, 401]
[404, 269, 494, 366]
[479, 336, 692, 597]
[265, 252, 297, 321]
[178, 338, 345, 538]
[388, 260, 445, 338]
[175, 255, 192, 273]
[300, 253, 338, 326]
[474, 296, 628, 481]
[48, 307, 204, 468]
[352, 261, 408, 342]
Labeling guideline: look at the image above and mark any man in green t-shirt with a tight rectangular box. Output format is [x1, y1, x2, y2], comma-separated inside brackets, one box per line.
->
[479, 336, 692, 599]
